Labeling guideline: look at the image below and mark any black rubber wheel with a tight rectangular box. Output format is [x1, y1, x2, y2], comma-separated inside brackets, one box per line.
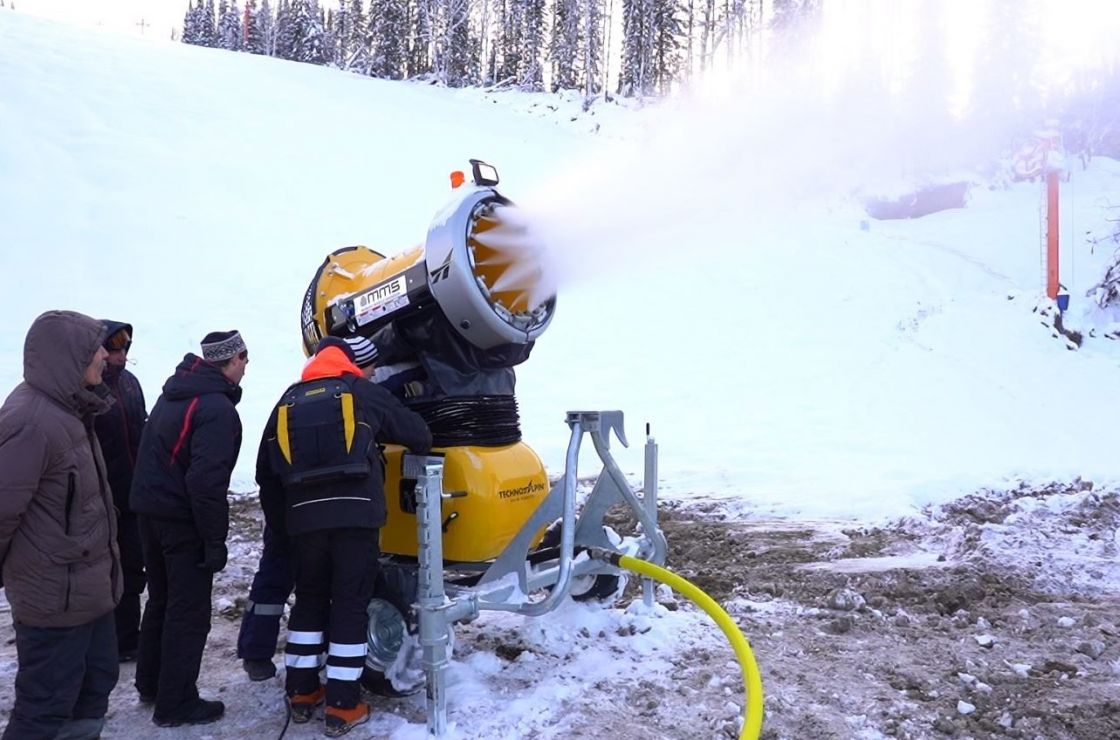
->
[540, 521, 626, 604]
[570, 573, 624, 603]
[361, 563, 423, 697]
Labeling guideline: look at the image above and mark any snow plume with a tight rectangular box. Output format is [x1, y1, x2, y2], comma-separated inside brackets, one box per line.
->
[468, 204, 556, 314]
[514, 0, 1120, 291]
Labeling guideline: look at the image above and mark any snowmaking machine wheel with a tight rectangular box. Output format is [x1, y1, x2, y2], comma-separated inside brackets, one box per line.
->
[362, 563, 423, 697]
[361, 598, 421, 697]
[362, 562, 457, 697]
[540, 521, 628, 605]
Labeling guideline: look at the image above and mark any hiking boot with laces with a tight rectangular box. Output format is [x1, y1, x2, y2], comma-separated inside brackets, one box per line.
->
[324, 702, 370, 737]
[287, 687, 325, 724]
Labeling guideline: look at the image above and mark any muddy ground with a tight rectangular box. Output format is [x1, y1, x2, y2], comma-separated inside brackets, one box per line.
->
[1, 483, 1117, 739]
[593, 485, 1120, 740]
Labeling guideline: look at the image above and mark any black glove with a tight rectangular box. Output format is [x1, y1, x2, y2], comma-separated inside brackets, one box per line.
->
[197, 541, 227, 573]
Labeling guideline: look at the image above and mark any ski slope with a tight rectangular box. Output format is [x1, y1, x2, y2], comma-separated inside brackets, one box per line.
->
[3, 11, 1120, 524]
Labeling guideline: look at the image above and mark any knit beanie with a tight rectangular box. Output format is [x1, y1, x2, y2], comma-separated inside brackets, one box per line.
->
[200, 330, 246, 362]
[344, 336, 379, 369]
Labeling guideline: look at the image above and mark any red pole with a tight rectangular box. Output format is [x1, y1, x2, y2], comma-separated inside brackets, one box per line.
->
[1046, 168, 1059, 300]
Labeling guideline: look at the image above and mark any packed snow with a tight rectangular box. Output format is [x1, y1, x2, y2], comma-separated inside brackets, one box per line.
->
[1, 9, 1119, 740]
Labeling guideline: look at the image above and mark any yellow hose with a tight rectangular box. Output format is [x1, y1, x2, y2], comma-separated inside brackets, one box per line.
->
[615, 553, 764, 740]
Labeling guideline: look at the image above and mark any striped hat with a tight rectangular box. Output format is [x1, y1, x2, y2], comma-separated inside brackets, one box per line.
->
[344, 336, 379, 369]
[200, 330, 246, 363]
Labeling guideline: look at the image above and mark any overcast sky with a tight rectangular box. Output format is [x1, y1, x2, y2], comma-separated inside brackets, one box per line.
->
[13, 0, 184, 40]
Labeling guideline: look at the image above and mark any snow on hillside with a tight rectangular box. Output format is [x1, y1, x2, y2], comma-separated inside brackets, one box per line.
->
[3, 10, 1120, 740]
[4, 11, 1120, 523]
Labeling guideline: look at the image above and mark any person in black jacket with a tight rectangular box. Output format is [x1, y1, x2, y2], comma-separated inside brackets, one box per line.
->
[129, 330, 248, 728]
[236, 336, 389, 683]
[94, 320, 148, 662]
[257, 335, 430, 737]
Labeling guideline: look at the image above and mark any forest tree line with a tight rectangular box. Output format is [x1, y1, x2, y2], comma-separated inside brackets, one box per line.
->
[180, 0, 815, 97]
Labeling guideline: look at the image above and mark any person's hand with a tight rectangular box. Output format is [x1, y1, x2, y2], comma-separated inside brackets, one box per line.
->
[197, 541, 228, 573]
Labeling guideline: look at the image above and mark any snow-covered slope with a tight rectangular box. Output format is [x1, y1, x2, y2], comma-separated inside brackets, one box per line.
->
[3, 11, 1120, 523]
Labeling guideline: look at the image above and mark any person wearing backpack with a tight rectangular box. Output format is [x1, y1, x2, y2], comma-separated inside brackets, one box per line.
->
[257, 335, 430, 737]
[235, 335, 379, 683]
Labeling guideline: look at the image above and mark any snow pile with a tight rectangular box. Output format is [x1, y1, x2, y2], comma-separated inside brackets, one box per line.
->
[896, 482, 1120, 596]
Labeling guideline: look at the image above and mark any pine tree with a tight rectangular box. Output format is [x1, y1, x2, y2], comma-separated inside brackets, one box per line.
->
[441, 0, 476, 86]
[246, 0, 273, 54]
[218, 0, 244, 51]
[346, 0, 371, 74]
[275, 0, 296, 58]
[199, 0, 217, 46]
[550, 0, 580, 91]
[182, 0, 200, 44]
[291, 0, 328, 65]
[582, 0, 606, 96]
[519, 0, 545, 90]
[496, 0, 523, 84]
[619, 0, 651, 96]
[370, 0, 408, 78]
[650, 0, 684, 94]
[324, 6, 340, 66]
[410, 0, 436, 77]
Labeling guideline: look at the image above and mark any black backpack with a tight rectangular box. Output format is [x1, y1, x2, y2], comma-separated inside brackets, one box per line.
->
[270, 377, 373, 488]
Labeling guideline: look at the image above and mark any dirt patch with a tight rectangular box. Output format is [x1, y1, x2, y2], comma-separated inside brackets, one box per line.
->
[602, 485, 1120, 739]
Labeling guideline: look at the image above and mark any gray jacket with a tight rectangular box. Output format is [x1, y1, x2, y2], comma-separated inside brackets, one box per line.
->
[0, 310, 122, 628]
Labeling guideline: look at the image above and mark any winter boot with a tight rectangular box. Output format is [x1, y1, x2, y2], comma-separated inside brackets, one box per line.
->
[324, 702, 371, 737]
[288, 686, 325, 724]
[152, 698, 225, 727]
[243, 658, 277, 681]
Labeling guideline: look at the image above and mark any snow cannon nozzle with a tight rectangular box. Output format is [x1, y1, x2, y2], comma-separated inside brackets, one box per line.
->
[301, 161, 556, 358]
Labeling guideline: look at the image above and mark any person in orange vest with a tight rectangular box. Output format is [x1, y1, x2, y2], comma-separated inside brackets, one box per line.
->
[257, 336, 430, 736]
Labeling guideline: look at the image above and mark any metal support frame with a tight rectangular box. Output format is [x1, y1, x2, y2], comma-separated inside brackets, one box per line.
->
[642, 429, 658, 608]
[407, 409, 663, 736]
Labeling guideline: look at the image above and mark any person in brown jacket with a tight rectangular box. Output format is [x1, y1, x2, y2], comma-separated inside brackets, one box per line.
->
[0, 310, 122, 740]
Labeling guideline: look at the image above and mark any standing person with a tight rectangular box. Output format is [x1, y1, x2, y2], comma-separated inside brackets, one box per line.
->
[236, 335, 384, 683]
[235, 522, 291, 681]
[258, 335, 430, 737]
[0, 310, 121, 739]
[94, 320, 148, 662]
[130, 330, 248, 727]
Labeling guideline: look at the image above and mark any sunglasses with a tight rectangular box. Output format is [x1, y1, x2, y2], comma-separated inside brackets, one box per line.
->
[106, 339, 132, 352]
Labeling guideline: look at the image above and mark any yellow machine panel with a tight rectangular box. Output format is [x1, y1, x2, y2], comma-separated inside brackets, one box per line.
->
[381, 442, 549, 562]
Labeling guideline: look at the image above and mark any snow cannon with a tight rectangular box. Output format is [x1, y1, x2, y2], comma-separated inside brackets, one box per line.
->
[299, 160, 559, 564]
[298, 163, 671, 731]
[300, 159, 556, 357]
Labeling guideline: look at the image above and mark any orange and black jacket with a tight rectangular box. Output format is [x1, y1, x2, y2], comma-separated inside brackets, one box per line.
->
[129, 354, 242, 546]
[256, 346, 431, 538]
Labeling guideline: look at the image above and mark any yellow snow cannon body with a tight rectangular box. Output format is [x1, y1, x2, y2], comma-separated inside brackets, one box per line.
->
[380, 441, 550, 562]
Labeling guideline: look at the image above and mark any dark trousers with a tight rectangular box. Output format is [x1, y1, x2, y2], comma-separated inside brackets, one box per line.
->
[237, 524, 294, 661]
[285, 528, 377, 709]
[135, 516, 214, 717]
[3, 611, 119, 740]
[115, 510, 146, 654]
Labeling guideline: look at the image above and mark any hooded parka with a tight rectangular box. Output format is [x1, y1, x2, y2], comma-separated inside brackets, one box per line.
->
[0, 310, 122, 628]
